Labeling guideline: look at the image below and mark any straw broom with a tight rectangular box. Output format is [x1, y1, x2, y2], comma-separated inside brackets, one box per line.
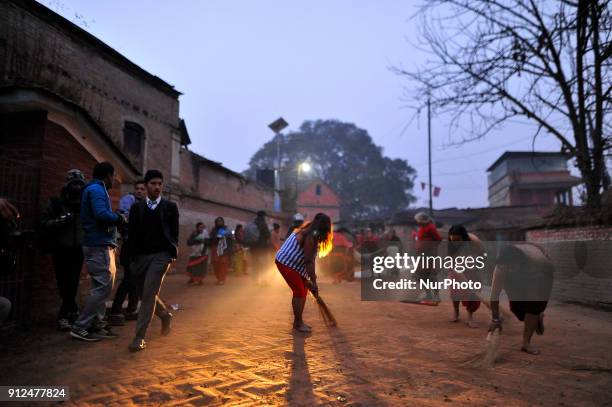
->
[311, 292, 337, 327]
[452, 270, 508, 368]
[307, 282, 337, 327]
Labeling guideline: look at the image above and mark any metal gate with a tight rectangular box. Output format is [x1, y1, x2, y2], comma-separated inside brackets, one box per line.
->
[0, 158, 40, 323]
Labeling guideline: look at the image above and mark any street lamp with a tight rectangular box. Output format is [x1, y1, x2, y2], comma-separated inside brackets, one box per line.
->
[299, 162, 311, 174]
[268, 117, 289, 213]
[295, 161, 311, 212]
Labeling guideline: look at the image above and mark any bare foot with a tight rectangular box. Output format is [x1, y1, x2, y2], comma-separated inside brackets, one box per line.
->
[521, 345, 541, 355]
[466, 321, 479, 328]
[449, 316, 459, 323]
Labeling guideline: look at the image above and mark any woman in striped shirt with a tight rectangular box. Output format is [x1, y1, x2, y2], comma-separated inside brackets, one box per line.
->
[275, 213, 333, 333]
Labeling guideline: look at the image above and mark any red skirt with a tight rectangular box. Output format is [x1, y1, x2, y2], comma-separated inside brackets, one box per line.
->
[276, 260, 308, 298]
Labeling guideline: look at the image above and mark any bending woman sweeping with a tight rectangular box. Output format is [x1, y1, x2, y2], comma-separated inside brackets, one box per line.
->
[275, 213, 333, 333]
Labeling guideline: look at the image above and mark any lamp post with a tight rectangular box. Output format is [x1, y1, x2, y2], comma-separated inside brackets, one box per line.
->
[268, 117, 289, 213]
[295, 161, 311, 213]
[427, 95, 433, 217]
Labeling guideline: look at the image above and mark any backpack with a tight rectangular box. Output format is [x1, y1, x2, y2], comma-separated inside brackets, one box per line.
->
[243, 222, 260, 247]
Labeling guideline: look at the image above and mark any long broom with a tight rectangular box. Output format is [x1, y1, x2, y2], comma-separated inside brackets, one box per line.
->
[307, 282, 337, 327]
[451, 272, 508, 368]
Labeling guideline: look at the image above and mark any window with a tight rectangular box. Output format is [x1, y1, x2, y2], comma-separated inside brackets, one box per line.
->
[315, 184, 322, 196]
[123, 122, 144, 157]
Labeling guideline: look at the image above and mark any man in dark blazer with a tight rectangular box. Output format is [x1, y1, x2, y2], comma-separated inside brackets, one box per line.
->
[127, 169, 179, 352]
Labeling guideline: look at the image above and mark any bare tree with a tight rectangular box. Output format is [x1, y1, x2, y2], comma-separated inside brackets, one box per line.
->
[397, 0, 611, 208]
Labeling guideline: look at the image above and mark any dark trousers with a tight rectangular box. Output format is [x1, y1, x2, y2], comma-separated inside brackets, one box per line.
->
[52, 246, 84, 320]
[132, 252, 172, 339]
[111, 244, 139, 314]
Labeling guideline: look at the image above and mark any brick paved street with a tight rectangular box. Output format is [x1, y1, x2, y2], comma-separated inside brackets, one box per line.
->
[1, 271, 611, 406]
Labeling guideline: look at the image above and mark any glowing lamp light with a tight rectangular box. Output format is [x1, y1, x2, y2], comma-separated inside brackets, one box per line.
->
[299, 162, 312, 173]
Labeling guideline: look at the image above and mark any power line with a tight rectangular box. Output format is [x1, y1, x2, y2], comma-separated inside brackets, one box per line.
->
[411, 136, 534, 167]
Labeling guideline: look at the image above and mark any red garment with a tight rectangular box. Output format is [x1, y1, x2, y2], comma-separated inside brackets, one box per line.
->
[356, 233, 364, 248]
[276, 260, 308, 298]
[449, 263, 481, 313]
[213, 256, 230, 282]
[333, 232, 353, 249]
[416, 222, 442, 242]
[415, 223, 441, 255]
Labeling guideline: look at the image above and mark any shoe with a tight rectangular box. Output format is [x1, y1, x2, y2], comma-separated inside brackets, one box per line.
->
[57, 318, 72, 331]
[161, 313, 173, 336]
[108, 314, 126, 326]
[129, 338, 146, 352]
[70, 328, 100, 342]
[91, 327, 119, 339]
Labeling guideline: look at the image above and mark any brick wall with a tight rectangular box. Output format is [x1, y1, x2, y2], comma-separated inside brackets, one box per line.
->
[526, 226, 612, 304]
[0, 0, 180, 180]
[173, 151, 286, 273]
[297, 181, 341, 222]
[1, 112, 123, 322]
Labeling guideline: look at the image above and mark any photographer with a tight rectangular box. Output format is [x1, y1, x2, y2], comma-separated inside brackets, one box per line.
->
[41, 169, 86, 331]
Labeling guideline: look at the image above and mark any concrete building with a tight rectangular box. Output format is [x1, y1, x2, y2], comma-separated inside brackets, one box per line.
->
[487, 151, 581, 207]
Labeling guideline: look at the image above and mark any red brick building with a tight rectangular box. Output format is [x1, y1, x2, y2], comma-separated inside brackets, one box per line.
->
[175, 150, 284, 271]
[296, 179, 341, 222]
[0, 0, 278, 322]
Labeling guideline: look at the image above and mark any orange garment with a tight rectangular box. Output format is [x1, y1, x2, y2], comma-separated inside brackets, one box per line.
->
[211, 238, 231, 283]
[332, 232, 353, 251]
[213, 256, 230, 283]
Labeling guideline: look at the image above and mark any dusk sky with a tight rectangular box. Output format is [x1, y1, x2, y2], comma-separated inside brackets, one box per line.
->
[40, 0, 565, 209]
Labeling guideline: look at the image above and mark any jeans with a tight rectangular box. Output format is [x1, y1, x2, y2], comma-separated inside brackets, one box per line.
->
[72, 246, 116, 331]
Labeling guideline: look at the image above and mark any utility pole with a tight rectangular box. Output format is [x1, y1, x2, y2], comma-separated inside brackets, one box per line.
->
[268, 117, 289, 213]
[427, 95, 433, 217]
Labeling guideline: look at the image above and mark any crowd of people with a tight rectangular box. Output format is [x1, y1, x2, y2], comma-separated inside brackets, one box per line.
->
[0, 167, 553, 355]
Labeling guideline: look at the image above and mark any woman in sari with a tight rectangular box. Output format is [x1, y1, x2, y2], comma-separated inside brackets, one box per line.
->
[186, 222, 209, 285]
[210, 217, 233, 285]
